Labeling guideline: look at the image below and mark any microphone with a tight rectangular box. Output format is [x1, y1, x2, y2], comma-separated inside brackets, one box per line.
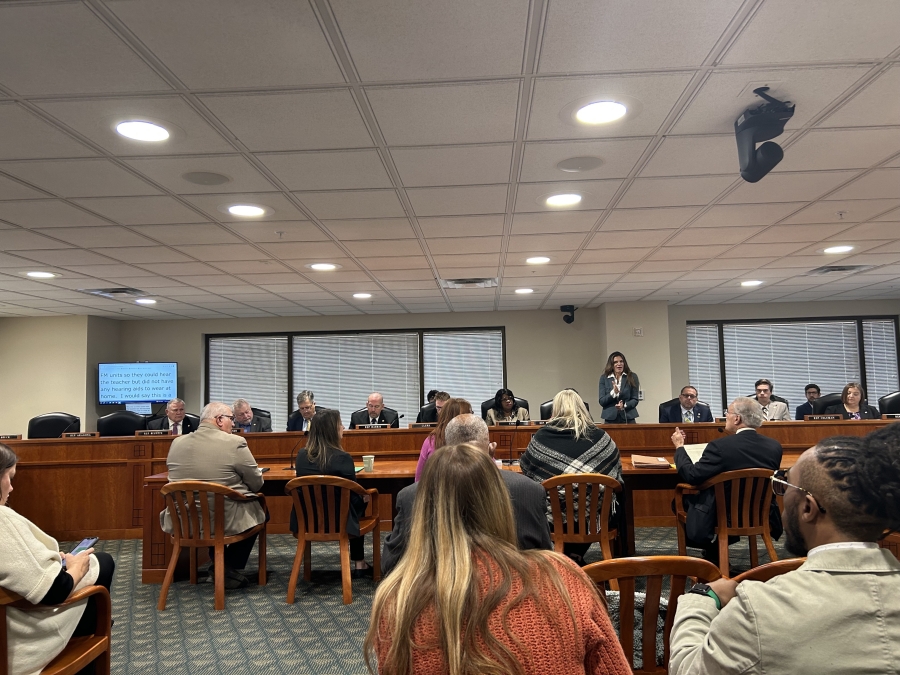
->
[58, 418, 80, 438]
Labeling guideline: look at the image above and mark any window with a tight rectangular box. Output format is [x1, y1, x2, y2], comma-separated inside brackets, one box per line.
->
[423, 330, 505, 409]
[208, 336, 288, 431]
[291, 333, 420, 425]
[687, 317, 900, 413]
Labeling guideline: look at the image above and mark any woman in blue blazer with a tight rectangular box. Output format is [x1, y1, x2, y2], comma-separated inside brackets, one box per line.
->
[598, 351, 640, 423]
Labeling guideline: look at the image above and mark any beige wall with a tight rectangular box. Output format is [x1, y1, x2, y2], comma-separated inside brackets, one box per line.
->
[85, 317, 123, 431]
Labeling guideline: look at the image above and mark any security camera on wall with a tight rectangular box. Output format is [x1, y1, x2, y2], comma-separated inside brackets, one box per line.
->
[560, 305, 576, 324]
[735, 87, 795, 183]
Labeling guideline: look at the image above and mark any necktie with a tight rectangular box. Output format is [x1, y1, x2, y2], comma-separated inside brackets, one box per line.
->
[762, 406, 769, 420]
[172, 422, 179, 435]
[371, 418, 377, 425]
[683, 410, 693, 423]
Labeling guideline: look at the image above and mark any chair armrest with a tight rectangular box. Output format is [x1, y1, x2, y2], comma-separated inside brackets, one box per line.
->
[8, 585, 111, 635]
[364, 488, 380, 519]
[673, 483, 698, 519]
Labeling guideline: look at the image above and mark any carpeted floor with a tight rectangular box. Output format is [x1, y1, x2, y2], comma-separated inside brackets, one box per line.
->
[79, 528, 793, 674]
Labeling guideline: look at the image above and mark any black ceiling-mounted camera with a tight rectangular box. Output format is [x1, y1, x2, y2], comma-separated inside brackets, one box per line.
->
[735, 87, 795, 183]
[560, 305, 576, 324]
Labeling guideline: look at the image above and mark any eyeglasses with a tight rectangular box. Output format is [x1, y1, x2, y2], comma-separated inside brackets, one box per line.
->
[680, 393, 698, 399]
[216, 415, 235, 422]
[770, 470, 826, 512]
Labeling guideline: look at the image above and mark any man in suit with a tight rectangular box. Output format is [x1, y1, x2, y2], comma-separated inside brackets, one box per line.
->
[349, 392, 400, 429]
[415, 391, 449, 423]
[794, 383, 820, 420]
[160, 401, 265, 589]
[754, 378, 790, 421]
[232, 398, 272, 433]
[147, 398, 196, 435]
[669, 424, 900, 675]
[286, 390, 317, 432]
[671, 396, 783, 560]
[660, 386, 714, 423]
[381, 413, 550, 575]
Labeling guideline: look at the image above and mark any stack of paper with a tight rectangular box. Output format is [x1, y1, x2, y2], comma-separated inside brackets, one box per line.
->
[632, 454, 671, 469]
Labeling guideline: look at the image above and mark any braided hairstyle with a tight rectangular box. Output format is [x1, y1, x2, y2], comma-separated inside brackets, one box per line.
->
[805, 424, 900, 540]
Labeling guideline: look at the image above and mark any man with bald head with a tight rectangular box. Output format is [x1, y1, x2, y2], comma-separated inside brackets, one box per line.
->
[670, 424, 900, 674]
[380, 413, 550, 575]
[349, 392, 399, 429]
[161, 401, 265, 589]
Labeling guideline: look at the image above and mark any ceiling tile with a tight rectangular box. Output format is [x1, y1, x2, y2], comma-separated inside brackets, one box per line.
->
[73, 196, 207, 225]
[323, 218, 416, 240]
[640, 136, 738, 177]
[426, 237, 502, 255]
[409, 185, 508, 216]
[32, 226, 155, 249]
[826, 169, 900, 200]
[590, 229, 675, 249]
[391, 145, 513, 187]
[15, 248, 121, 266]
[201, 90, 373, 151]
[667, 226, 761, 246]
[619, 175, 735, 208]
[721, 171, 858, 204]
[99, 246, 193, 264]
[178, 244, 265, 261]
[124, 155, 276, 194]
[258, 241, 345, 259]
[0, 200, 114, 229]
[1, 230, 73, 251]
[520, 138, 649, 182]
[511, 211, 600, 234]
[0, 3, 168, 94]
[514, 180, 620, 212]
[601, 207, 700, 231]
[131, 223, 243, 245]
[0, 175, 49, 200]
[226, 221, 325, 243]
[506, 232, 587, 253]
[418, 215, 505, 238]
[687, 202, 805, 228]
[344, 239, 425, 257]
[719, 242, 809, 258]
[0, 104, 94, 160]
[0, 159, 160, 198]
[295, 190, 405, 219]
[257, 150, 392, 190]
[782, 199, 900, 225]
[366, 81, 519, 145]
[181, 192, 309, 221]
[823, 66, 900, 128]
[776, 128, 900, 172]
[108, 0, 343, 88]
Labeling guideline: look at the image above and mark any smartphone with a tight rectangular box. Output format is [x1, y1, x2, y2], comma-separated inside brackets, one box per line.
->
[61, 536, 99, 568]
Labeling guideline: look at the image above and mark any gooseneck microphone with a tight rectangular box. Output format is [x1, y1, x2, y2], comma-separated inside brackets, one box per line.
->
[57, 419, 80, 438]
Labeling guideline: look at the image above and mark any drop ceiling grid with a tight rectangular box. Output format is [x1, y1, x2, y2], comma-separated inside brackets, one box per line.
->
[0, 0, 896, 317]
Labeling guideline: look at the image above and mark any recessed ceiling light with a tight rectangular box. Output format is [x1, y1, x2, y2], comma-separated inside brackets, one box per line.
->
[526, 256, 551, 264]
[741, 280, 763, 287]
[576, 101, 627, 125]
[557, 156, 603, 173]
[26, 271, 57, 279]
[115, 120, 169, 142]
[227, 204, 266, 217]
[824, 245, 854, 254]
[182, 171, 231, 186]
[308, 263, 338, 271]
[353, 293, 372, 299]
[515, 288, 534, 294]
[546, 193, 582, 207]
[135, 298, 157, 305]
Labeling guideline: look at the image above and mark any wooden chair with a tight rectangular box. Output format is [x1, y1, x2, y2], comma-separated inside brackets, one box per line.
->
[158, 480, 267, 611]
[879, 530, 900, 562]
[541, 474, 622, 587]
[285, 476, 381, 604]
[732, 557, 805, 583]
[584, 556, 721, 675]
[674, 468, 778, 576]
[1, 585, 111, 675]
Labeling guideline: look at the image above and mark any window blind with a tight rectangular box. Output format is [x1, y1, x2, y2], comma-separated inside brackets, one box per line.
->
[291, 333, 420, 425]
[208, 336, 289, 432]
[423, 330, 505, 411]
[686, 324, 724, 415]
[722, 321, 860, 409]
[862, 319, 899, 404]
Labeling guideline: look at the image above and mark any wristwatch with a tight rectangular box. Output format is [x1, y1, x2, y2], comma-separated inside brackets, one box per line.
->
[688, 582, 721, 610]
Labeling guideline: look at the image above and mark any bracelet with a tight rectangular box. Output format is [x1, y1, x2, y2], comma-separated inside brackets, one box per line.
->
[705, 588, 722, 610]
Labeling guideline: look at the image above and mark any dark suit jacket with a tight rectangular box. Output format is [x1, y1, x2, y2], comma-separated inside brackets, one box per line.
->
[381, 470, 551, 575]
[291, 446, 364, 536]
[599, 373, 640, 421]
[795, 401, 814, 420]
[659, 402, 713, 424]
[349, 408, 400, 429]
[823, 403, 881, 420]
[236, 415, 271, 433]
[415, 403, 437, 424]
[675, 428, 782, 544]
[286, 406, 326, 432]
[147, 415, 196, 433]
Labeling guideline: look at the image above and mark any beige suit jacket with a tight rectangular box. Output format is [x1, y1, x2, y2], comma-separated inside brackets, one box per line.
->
[485, 406, 531, 425]
[761, 400, 790, 421]
[670, 547, 900, 674]
[160, 421, 265, 536]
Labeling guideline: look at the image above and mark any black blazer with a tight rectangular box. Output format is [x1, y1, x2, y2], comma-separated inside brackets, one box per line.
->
[415, 403, 437, 424]
[659, 402, 713, 424]
[795, 401, 814, 420]
[349, 408, 399, 429]
[291, 446, 365, 536]
[822, 403, 880, 420]
[675, 429, 783, 544]
[286, 406, 327, 432]
[147, 415, 196, 433]
[236, 416, 271, 433]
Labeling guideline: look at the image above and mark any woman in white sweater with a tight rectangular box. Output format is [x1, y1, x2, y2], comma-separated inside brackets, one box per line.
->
[1, 444, 115, 675]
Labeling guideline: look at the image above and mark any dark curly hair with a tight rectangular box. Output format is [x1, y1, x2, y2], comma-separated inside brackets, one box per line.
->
[804, 424, 900, 540]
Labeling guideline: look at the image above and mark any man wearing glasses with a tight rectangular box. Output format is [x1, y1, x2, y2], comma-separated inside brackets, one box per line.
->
[669, 424, 900, 675]
[659, 386, 713, 423]
[671, 397, 783, 563]
[161, 401, 265, 589]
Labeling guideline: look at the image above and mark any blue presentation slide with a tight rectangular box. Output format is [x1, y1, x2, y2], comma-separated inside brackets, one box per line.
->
[99, 362, 178, 404]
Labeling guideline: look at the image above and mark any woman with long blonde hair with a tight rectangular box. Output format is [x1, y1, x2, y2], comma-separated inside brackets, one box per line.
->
[365, 443, 629, 675]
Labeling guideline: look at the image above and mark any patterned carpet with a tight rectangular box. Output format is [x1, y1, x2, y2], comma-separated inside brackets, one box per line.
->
[79, 528, 793, 674]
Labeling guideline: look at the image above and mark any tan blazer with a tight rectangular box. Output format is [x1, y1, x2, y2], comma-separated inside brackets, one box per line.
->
[670, 547, 900, 674]
[159, 421, 265, 536]
[485, 406, 531, 425]
[760, 400, 790, 421]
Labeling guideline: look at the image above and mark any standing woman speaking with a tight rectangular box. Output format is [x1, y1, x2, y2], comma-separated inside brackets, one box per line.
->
[598, 352, 640, 424]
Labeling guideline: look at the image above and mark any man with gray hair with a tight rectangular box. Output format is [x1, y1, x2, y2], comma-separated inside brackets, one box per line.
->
[232, 398, 272, 433]
[161, 401, 266, 589]
[287, 390, 318, 432]
[671, 397, 782, 564]
[147, 397, 196, 434]
[381, 413, 551, 575]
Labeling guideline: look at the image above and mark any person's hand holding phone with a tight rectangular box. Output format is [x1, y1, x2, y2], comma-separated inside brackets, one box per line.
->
[62, 548, 94, 587]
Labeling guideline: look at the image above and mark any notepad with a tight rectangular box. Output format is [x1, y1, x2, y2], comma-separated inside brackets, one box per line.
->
[631, 454, 670, 469]
[683, 443, 708, 464]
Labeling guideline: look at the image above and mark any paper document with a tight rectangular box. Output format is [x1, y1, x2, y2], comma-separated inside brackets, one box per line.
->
[631, 454, 671, 469]
[683, 443, 708, 464]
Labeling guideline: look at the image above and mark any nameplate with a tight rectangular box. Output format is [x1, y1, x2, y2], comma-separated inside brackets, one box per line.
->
[714, 417, 727, 423]
[882, 414, 900, 420]
[136, 429, 169, 436]
[63, 432, 99, 438]
[408, 422, 436, 428]
[0, 434, 21, 440]
[358, 423, 389, 429]
[530, 420, 547, 426]
[804, 414, 842, 421]
[496, 421, 519, 426]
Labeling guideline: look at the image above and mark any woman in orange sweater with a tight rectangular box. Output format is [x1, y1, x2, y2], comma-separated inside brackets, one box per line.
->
[364, 443, 630, 675]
